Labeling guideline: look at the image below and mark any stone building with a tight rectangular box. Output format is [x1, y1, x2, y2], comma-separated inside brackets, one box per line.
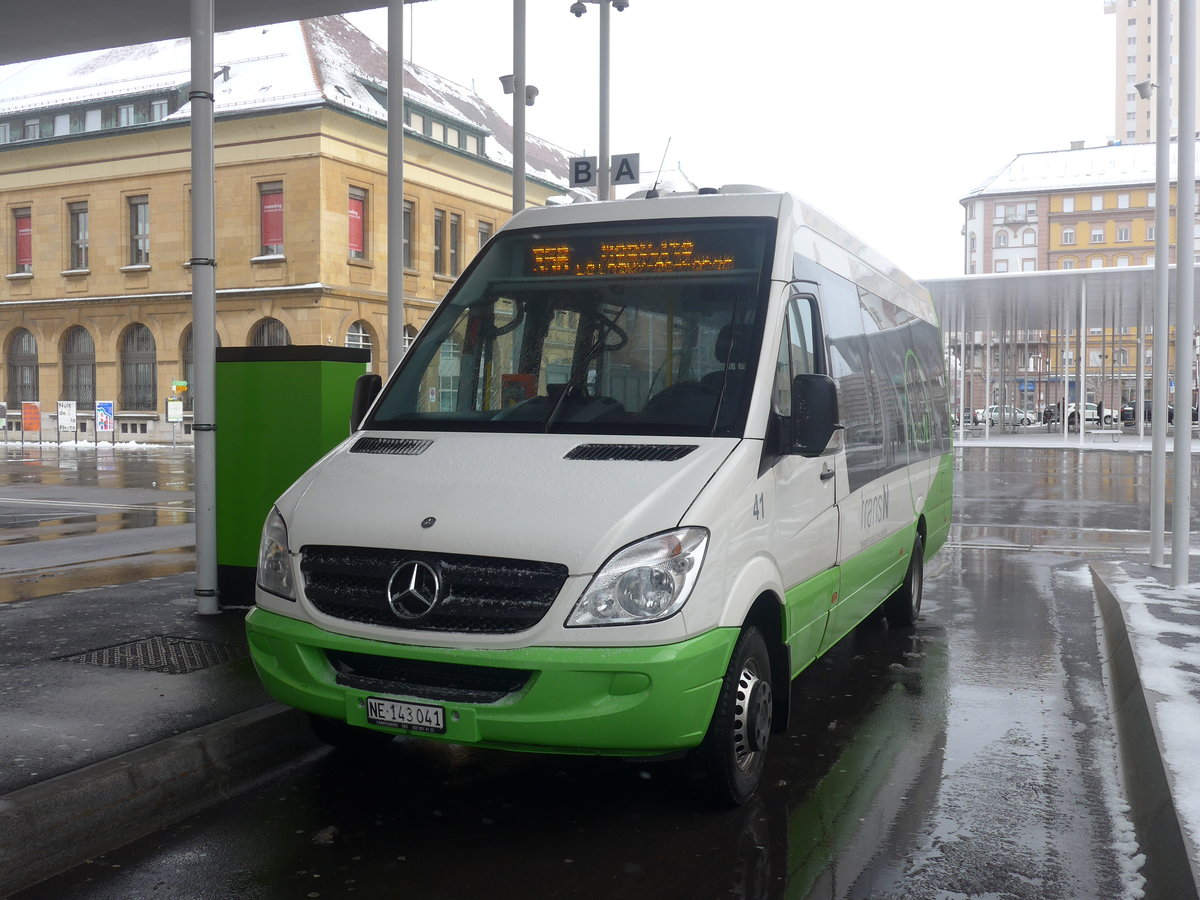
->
[0, 15, 573, 441]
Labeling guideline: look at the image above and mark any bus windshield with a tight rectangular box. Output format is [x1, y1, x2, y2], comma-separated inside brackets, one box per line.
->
[367, 218, 775, 437]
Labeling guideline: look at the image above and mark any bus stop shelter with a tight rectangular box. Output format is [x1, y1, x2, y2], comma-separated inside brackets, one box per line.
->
[924, 266, 1196, 584]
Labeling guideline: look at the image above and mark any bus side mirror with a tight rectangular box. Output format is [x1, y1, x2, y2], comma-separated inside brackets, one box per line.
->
[350, 373, 382, 432]
[791, 373, 839, 456]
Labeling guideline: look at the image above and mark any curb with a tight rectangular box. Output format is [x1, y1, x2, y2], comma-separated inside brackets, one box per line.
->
[1091, 564, 1200, 900]
[0, 702, 320, 898]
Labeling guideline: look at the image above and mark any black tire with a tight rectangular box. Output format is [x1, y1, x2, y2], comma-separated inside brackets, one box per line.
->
[307, 713, 395, 752]
[883, 534, 924, 628]
[690, 626, 773, 807]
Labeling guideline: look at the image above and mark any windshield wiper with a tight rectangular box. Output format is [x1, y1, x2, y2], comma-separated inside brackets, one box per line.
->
[543, 306, 626, 433]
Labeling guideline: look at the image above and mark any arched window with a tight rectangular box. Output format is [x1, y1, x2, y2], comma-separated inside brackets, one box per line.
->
[250, 317, 291, 347]
[1021, 229, 1036, 246]
[403, 323, 418, 355]
[969, 233, 977, 252]
[61, 326, 96, 406]
[345, 320, 372, 350]
[120, 323, 157, 410]
[6, 328, 38, 404]
[1061, 258, 1076, 270]
[995, 231, 1009, 248]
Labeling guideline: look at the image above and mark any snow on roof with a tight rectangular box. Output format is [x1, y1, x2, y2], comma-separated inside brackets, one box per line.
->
[0, 15, 575, 188]
[964, 141, 1193, 199]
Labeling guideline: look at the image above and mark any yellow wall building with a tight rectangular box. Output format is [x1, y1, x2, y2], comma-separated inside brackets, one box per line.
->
[0, 16, 573, 441]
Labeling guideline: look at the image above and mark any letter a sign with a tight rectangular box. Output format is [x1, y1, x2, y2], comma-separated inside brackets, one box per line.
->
[610, 153, 640, 185]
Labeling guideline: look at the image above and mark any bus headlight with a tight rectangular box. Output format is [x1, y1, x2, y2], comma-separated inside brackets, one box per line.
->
[567, 528, 708, 627]
[257, 507, 296, 601]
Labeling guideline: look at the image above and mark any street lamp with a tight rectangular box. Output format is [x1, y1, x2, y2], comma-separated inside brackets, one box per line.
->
[569, 0, 629, 200]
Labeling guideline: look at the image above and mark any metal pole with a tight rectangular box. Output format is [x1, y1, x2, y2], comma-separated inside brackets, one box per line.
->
[598, 0, 611, 201]
[1173, 0, 1196, 587]
[512, 0, 526, 214]
[984, 307, 992, 438]
[189, 0, 218, 614]
[1151, 3, 1172, 566]
[959, 297, 967, 442]
[387, 0, 406, 373]
[1136, 292, 1145, 440]
[1078, 280, 1086, 446]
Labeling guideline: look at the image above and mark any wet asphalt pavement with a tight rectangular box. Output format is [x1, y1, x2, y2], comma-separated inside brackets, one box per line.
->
[0, 441, 194, 604]
[5, 443, 1197, 899]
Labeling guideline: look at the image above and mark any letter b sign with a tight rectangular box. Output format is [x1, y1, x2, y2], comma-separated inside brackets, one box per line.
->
[570, 156, 598, 187]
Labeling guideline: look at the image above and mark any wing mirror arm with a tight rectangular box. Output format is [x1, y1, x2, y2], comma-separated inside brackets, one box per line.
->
[350, 373, 382, 432]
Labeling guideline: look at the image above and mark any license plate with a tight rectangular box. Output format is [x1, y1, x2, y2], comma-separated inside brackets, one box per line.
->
[366, 697, 446, 734]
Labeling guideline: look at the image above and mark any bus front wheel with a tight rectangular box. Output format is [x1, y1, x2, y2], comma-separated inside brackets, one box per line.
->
[884, 534, 924, 627]
[690, 626, 773, 807]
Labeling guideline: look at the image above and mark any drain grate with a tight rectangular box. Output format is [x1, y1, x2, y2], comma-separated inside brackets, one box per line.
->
[56, 635, 249, 675]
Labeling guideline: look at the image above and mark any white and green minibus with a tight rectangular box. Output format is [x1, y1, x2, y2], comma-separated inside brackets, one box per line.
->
[247, 187, 954, 805]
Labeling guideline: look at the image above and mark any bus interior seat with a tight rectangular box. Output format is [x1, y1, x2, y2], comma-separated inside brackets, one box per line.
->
[700, 323, 752, 395]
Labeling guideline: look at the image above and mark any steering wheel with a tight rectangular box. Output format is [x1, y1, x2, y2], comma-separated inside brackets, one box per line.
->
[643, 380, 717, 415]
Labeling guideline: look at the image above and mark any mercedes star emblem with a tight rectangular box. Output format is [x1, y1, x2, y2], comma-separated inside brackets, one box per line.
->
[386, 560, 442, 620]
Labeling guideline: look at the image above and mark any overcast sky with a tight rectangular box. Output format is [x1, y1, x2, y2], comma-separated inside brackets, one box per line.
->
[346, 0, 1115, 279]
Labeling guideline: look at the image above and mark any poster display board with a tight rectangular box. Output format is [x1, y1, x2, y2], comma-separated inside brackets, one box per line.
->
[21, 402, 40, 433]
[57, 400, 77, 432]
[95, 401, 114, 432]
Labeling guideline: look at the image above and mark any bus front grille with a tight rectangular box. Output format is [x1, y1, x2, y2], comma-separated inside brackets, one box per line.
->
[300, 545, 568, 634]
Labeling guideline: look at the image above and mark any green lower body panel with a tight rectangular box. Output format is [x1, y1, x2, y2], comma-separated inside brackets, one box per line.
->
[245, 607, 739, 756]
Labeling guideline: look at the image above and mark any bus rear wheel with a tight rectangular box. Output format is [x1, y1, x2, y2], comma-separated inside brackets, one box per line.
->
[884, 534, 924, 627]
[690, 626, 773, 807]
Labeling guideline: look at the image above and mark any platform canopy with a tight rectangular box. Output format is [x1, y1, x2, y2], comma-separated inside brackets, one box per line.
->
[0, 1, 384, 65]
[922, 265, 1183, 332]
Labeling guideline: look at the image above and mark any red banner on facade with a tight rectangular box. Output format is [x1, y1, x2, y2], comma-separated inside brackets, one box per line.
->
[16, 214, 31, 267]
[261, 191, 283, 249]
[348, 196, 364, 255]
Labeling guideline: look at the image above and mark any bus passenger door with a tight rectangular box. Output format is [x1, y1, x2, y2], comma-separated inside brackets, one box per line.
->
[769, 291, 840, 675]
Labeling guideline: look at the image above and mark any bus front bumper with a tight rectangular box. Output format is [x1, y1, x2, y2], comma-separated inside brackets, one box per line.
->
[245, 607, 738, 756]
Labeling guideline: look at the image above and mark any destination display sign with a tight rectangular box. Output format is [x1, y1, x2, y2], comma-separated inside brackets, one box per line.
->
[530, 238, 736, 277]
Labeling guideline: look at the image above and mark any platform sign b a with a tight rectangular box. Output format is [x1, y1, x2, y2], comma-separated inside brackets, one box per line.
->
[569, 153, 640, 189]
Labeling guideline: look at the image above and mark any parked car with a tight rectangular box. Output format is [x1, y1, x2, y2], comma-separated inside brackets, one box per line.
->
[1066, 402, 1112, 428]
[1129, 402, 1200, 424]
[985, 404, 1033, 426]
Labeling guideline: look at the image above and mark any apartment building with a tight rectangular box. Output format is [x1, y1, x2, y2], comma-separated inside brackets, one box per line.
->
[1106, 0, 1200, 144]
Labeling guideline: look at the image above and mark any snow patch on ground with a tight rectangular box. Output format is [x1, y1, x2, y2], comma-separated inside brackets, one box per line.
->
[1106, 567, 1200, 870]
